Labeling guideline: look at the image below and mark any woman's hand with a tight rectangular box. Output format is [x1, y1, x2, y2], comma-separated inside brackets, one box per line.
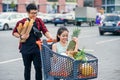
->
[66, 51, 78, 59]
[72, 37, 78, 43]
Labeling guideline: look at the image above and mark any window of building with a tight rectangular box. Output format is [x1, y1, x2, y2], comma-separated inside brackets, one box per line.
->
[102, 0, 105, 5]
[107, 6, 115, 13]
[47, 0, 58, 2]
[66, 0, 76, 2]
[107, 0, 115, 4]
[2, 3, 17, 12]
[84, 0, 94, 7]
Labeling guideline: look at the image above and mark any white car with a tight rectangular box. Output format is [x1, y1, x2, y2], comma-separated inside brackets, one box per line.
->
[37, 12, 55, 23]
[0, 12, 24, 30]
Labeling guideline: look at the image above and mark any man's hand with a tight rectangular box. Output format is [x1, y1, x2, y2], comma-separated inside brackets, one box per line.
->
[21, 34, 29, 40]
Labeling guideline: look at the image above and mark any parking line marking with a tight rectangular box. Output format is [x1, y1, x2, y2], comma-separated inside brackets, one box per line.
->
[84, 49, 94, 52]
[79, 35, 96, 38]
[96, 38, 120, 45]
[0, 58, 22, 65]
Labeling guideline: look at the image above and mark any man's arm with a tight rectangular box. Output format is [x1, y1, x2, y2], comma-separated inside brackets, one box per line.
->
[13, 32, 21, 38]
[13, 32, 29, 40]
[12, 18, 30, 41]
[44, 31, 53, 40]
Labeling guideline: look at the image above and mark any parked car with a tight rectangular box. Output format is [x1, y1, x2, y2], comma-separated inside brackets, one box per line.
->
[52, 13, 75, 26]
[99, 14, 120, 35]
[37, 12, 54, 23]
[43, 13, 55, 23]
[0, 12, 24, 30]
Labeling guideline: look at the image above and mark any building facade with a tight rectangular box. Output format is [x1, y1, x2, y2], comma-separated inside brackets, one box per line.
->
[102, 0, 120, 13]
[0, 0, 103, 13]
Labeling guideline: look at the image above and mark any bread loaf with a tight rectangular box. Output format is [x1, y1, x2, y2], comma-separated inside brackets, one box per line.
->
[20, 20, 29, 35]
[25, 19, 34, 34]
[20, 19, 34, 42]
[17, 23, 23, 34]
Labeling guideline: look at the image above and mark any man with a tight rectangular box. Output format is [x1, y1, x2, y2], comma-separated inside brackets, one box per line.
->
[12, 3, 53, 80]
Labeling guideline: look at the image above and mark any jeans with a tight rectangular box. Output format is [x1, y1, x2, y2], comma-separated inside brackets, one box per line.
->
[22, 52, 42, 80]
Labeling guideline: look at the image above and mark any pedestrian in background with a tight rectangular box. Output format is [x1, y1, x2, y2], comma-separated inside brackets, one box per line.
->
[95, 13, 101, 25]
[12, 3, 53, 80]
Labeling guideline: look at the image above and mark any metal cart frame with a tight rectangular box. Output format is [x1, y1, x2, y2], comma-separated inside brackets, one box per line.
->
[40, 40, 98, 80]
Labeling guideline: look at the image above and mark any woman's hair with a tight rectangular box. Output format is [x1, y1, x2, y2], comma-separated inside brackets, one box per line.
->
[26, 3, 37, 12]
[56, 27, 69, 42]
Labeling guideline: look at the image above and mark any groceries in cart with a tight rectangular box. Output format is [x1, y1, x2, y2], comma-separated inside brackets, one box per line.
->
[40, 41, 98, 80]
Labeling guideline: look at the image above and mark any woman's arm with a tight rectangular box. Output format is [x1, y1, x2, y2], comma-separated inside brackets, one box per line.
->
[52, 43, 57, 52]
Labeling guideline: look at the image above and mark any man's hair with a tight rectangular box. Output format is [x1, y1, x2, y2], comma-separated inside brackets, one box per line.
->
[26, 3, 37, 12]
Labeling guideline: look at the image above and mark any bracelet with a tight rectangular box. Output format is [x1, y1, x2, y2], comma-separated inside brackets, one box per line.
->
[19, 35, 22, 39]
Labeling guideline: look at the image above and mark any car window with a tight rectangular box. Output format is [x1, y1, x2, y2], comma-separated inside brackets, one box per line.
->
[104, 15, 120, 21]
[0, 14, 9, 19]
[16, 14, 23, 18]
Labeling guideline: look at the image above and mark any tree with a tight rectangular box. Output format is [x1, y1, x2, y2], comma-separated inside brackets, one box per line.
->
[10, 1, 16, 9]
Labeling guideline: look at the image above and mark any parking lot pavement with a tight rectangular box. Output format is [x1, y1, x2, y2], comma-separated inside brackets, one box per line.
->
[0, 24, 120, 80]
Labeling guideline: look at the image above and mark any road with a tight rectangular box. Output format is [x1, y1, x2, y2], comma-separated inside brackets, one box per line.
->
[0, 24, 120, 80]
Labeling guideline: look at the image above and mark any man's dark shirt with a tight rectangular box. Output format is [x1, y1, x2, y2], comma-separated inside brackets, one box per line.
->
[12, 18, 48, 54]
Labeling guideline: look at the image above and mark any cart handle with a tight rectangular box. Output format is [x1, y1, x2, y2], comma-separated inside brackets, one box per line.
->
[36, 39, 54, 50]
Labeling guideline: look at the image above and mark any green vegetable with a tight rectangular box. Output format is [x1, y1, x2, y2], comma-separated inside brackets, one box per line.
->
[74, 48, 86, 61]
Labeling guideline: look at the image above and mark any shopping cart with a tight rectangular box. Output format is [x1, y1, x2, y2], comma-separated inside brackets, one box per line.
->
[36, 39, 98, 80]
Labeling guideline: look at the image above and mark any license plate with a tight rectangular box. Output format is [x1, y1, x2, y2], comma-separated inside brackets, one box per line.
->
[105, 22, 113, 26]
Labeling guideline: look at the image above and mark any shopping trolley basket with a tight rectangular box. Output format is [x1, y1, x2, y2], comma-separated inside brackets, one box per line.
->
[37, 40, 98, 80]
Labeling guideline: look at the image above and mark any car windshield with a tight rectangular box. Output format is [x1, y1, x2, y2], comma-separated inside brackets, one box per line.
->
[104, 15, 120, 21]
[0, 13, 9, 19]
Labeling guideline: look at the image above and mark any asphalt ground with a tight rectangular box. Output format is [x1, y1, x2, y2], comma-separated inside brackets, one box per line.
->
[0, 24, 120, 80]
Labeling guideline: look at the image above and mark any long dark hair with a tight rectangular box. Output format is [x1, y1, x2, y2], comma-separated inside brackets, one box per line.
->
[56, 27, 69, 42]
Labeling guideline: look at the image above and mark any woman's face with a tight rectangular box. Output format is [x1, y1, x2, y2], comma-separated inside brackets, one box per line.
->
[28, 10, 37, 20]
[58, 31, 69, 43]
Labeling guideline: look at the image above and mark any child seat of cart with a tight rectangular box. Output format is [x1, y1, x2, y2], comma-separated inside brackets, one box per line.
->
[42, 40, 73, 77]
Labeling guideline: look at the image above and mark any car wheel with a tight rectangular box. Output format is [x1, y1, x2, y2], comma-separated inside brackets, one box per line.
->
[3, 24, 9, 30]
[89, 22, 92, 26]
[76, 22, 81, 26]
[54, 23, 57, 26]
[64, 22, 68, 26]
[99, 31, 104, 35]
[92, 21, 95, 26]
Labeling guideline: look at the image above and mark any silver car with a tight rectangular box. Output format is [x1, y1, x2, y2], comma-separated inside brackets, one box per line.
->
[99, 14, 120, 35]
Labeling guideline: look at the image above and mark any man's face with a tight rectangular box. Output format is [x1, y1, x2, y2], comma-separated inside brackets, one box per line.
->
[28, 10, 37, 19]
